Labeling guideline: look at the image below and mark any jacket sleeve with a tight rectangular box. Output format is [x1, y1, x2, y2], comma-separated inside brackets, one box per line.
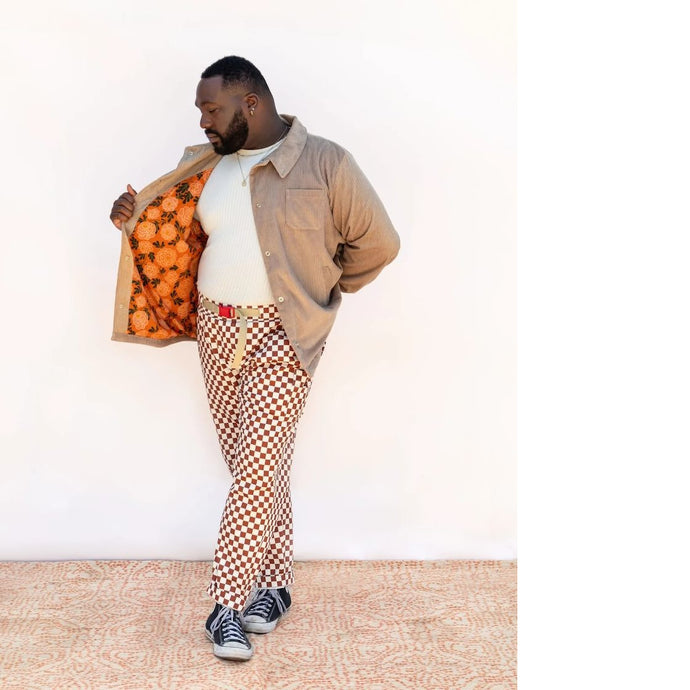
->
[330, 150, 401, 293]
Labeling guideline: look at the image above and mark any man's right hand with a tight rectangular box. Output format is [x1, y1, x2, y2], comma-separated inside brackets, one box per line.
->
[110, 184, 138, 229]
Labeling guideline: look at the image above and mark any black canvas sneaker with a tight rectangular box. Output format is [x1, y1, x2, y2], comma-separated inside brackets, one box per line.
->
[241, 586, 292, 633]
[205, 603, 254, 660]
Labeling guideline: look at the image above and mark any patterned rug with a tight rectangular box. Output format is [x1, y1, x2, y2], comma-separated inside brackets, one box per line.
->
[0, 559, 516, 689]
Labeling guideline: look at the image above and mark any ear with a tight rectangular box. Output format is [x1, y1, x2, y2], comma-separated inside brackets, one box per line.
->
[244, 92, 259, 115]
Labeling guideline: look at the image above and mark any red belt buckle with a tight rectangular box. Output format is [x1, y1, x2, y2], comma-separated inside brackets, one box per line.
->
[218, 304, 236, 318]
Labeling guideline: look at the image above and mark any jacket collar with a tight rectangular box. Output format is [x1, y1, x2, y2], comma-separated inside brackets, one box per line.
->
[266, 114, 308, 178]
[181, 114, 307, 179]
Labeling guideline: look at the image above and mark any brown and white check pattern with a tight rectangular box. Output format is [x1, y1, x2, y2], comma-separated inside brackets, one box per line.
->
[196, 294, 313, 611]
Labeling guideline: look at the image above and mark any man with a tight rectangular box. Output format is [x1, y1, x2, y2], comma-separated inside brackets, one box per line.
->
[109, 56, 400, 661]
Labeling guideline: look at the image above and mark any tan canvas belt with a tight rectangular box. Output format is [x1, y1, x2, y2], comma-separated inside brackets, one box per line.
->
[200, 298, 262, 370]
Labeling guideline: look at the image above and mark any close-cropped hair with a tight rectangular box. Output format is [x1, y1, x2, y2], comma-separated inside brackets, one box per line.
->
[201, 56, 271, 96]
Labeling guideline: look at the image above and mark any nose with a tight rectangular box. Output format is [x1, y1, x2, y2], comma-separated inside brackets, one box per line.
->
[200, 113, 212, 129]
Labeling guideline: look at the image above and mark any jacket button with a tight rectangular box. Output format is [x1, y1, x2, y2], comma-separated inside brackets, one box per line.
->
[256, 202, 262, 208]
[265, 251, 271, 257]
[277, 296, 285, 303]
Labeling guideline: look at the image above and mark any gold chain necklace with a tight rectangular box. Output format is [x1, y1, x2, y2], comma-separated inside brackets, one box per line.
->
[235, 123, 289, 187]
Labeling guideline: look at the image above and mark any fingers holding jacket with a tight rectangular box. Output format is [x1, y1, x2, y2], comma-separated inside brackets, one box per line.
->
[109, 183, 138, 229]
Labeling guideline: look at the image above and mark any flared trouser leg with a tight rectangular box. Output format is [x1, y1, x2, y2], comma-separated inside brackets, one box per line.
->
[196, 298, 312, 611]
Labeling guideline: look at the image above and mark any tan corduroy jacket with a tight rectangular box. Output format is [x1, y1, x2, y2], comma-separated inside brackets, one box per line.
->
[111, 114, 400, 377]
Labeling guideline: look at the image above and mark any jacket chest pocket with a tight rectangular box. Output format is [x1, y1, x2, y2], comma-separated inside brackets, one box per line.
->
[285, 188, 327, 230]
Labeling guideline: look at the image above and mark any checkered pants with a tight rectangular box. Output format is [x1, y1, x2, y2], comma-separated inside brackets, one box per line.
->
[196, 294, 313, 611]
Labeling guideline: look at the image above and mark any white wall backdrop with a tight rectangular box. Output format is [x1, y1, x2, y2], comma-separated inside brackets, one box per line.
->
[0, 0, 515, 560]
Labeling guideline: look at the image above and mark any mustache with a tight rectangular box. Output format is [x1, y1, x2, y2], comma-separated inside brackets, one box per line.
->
[205, 130, 221, 137]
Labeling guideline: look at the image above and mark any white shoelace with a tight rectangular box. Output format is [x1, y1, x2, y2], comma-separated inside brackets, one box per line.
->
[209, 607, 249, 646]
[245, 588, 288, 618]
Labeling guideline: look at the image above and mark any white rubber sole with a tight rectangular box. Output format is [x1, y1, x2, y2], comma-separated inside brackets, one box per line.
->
[205, 629, 253, 660]
[241, 618, 278, 634]
[242, 605, 290, 634]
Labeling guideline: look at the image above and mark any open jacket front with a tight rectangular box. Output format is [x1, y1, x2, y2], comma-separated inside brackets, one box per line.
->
[111, 115, 401, 378]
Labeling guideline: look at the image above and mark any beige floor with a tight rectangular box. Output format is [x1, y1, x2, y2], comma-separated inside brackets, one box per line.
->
[0, 559, 515, 689]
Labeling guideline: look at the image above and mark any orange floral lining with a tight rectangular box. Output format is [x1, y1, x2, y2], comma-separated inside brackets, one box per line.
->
[126, 169, 212, 339]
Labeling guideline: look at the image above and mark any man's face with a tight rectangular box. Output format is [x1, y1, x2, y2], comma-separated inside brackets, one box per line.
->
[195, 76, 249, 155]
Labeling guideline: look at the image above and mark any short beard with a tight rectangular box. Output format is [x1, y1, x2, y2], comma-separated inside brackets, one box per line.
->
[206, 108, 249, 155]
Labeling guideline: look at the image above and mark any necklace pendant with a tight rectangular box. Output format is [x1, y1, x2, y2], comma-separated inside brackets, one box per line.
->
[242, 180, 247, 186]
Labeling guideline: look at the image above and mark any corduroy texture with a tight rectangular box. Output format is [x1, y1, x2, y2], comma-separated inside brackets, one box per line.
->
[0, 559, 516, 689]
